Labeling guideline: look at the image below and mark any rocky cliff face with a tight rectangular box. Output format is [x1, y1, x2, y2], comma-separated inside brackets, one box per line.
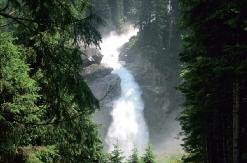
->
[82, 40, 182, 153]
[81, 49, 121, 144]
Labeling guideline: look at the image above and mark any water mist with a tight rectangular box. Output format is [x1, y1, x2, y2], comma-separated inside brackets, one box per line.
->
[100, 26, 149, 156]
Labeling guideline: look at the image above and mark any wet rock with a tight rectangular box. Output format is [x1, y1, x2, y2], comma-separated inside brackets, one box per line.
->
[82, 63, 121, 141]
[82, 47, 103, 67]
[85, 48, 103, 64]
[87, 73, 121, 102]
[82, 64, 113, 81]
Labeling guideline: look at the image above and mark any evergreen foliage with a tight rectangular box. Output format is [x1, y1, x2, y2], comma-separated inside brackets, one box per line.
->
[3, 0, 247, 162]
[128, 148, 140, 163]
[0, 0, 104, 162]
[179, 0, 247, 162]
[0, 31, 41, 161]
[142, 146, 156, 163]
[109, 144, 125, 163]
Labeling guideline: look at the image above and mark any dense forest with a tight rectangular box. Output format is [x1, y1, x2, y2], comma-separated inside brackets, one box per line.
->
[179, 1, 247, 162]
[1, 0, 247, 163]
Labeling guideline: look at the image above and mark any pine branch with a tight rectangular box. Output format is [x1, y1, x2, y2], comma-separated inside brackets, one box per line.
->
[0, 12, 37, 30]
[0, 12, 37, 22]
[13, 111, 85, 126]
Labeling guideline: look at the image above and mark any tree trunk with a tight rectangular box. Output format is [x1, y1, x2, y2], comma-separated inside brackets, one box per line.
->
[233, 79, 240, 163]
[222, 114, 227, 163]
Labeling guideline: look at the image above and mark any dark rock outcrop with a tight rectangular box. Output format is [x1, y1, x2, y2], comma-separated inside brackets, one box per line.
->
[81, 47, 103, 67]
[81, 63, 121, 141]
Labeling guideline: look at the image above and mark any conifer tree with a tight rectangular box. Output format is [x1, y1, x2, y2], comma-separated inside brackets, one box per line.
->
[0, 31, 41, 162]
[0, 0, 104, 161]
[179, 0, 247, 162]
[128, 148, 140, 163]
[109, 144, 124, 163]
[142, 146, 156, 163]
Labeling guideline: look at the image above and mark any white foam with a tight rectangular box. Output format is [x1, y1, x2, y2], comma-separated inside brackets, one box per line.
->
[100, 26, 149, 156]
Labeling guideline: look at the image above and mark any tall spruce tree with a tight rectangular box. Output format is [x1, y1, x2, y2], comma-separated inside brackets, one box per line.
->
[0, 0, 104, 162]
[179, 0, 247, 162]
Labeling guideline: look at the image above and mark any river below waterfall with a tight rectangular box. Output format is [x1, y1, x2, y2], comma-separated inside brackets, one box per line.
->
[100, 26, 149, 156]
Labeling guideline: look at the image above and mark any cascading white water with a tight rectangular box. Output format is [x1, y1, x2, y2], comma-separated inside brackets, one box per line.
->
[100, 26, 149, 156]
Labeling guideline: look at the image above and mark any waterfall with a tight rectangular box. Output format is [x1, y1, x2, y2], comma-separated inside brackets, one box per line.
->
[100, 26, 149, 156]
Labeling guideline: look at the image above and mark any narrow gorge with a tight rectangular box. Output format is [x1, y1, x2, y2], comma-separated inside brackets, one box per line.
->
[83, 24, 182, 157]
